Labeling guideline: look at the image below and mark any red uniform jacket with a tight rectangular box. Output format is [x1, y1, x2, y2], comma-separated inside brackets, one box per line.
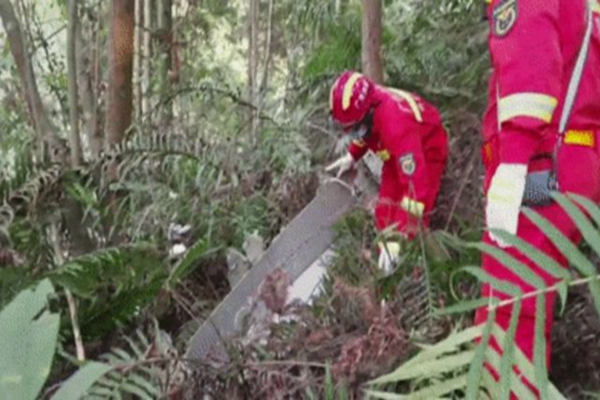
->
[346, 86, 447, 217]
[482, 0, 600, 185]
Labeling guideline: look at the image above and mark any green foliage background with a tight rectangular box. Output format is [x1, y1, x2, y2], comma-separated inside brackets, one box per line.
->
[1, 0, 599, 398]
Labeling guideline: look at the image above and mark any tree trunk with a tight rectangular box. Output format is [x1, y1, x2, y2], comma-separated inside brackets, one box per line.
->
[90, 1, 104, 157]
[259, 0, 273, 94]
[334, 0, 342, 15]
[141, 0, 151, 117]
[134, 0, 143, 120]
[76, 16, 102, 160]
[67, 0, 83, 166]
[361, 0, 383, 84]
[104, 0, 135, 148]
[158, 0, 173, 123]
[248, 0, 259, 143]
[0, 0, 65, 162]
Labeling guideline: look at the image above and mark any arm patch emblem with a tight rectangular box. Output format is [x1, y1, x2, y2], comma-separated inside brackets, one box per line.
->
[399, 153, 416, 176]
[492, 0, 517, 37]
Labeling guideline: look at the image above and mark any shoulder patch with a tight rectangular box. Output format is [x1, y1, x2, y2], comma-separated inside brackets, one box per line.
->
[399, 153, 416, 176]
[492, 0, 517, 37]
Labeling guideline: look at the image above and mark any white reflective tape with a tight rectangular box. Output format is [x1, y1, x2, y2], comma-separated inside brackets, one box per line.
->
[400, 197, 425, 217]
[559, 0, 593, 133]
[386, 88, 424, 122]
[498, 93, 558, 124]
[342, 73, 363, 110]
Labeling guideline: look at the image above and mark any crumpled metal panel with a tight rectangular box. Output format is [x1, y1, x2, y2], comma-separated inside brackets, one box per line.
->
[185, 179, 357, 361]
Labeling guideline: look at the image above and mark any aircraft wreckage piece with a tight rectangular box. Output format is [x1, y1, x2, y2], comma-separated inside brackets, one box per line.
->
[185, 178, 357, 361]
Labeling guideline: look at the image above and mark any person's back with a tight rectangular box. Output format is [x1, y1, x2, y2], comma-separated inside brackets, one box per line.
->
[477, 0, 600, 397]
[374, 86, 446, 155]
[481, 0, 599, 183]
[562, 1, 600, 131]
[327, 71, 448, 272]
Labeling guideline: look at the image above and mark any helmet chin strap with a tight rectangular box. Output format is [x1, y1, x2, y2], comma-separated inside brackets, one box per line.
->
[347, 107, 375, 141]
[348, 125, 369, 141]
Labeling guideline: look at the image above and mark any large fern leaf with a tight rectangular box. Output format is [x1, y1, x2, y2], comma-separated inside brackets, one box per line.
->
[47, 244, 166, 339]
[367, 192, 600, 398]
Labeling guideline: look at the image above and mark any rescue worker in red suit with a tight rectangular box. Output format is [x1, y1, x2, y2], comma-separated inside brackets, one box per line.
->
[476, 0, 600, 396]
[326, 71, 448, 272]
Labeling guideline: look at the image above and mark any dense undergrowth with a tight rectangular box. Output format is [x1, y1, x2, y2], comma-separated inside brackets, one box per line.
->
[1, 0, 600, 399]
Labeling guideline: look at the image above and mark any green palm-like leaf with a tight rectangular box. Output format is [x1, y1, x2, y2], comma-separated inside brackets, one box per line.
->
[552, 192, 600, 256]
[499, 299, 521, 400]
[488, 227, 569, 316]
[50, 362, 112, 400]
[462, 266, 522, 298]
[371, 324, 483, 383]
[0, 279, 59, 400]
[465, 307, 495, 399]
[470, 242, 547, 290]
[87, 329, 162, 399]
[434, 298, 489, 316]
[522, 206, 600, 315]
[568, 192, 600, 227]
[485, 343, 537, 400]
[534, 294, 549, 400]
[492, 325, 566, 399]
[366, 374, 469, 399]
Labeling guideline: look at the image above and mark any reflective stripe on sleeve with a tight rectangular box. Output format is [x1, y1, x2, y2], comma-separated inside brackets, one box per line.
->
[400, 197, 425, 217]
[498, 93, 558, 124]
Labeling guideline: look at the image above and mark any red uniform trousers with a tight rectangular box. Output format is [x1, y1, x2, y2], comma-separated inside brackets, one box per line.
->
[475, 130, 600, 397]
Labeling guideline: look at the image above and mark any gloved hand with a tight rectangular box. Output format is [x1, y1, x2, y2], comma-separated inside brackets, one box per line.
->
[377, 241, 401, 275]
[325, 153, 355, 177]
[485, 163, 528, 248]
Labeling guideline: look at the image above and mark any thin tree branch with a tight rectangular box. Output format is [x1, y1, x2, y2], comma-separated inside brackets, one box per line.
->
[444, 155, 476, 231]
[148, 85, 280, 126]
[50, 221, 86, 362]
[67, 0, 83, 166]
[28, 25, 66, 55]
[0, 0, 66, 162]
[30, 8, 69, 126]
[65, 289, 86, 361]
[259, 0, 274, 94]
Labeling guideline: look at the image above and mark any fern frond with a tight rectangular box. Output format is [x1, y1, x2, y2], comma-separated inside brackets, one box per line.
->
[99, 132, 211, 169]
[88, 331, 160, 400]
[368, 193, 600, 397]
[48, 243, 164, 298]
[366, 320, 566, 399]
[46, 244, 166, 339]
[7, 164, 63, 212]
[85, 326, 187, 400]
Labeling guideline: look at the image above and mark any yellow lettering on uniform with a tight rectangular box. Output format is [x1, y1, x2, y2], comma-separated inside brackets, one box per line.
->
[565, 130, 595, 147]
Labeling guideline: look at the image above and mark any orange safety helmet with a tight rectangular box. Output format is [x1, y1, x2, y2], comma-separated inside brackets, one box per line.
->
[329, 71, 375, 128]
